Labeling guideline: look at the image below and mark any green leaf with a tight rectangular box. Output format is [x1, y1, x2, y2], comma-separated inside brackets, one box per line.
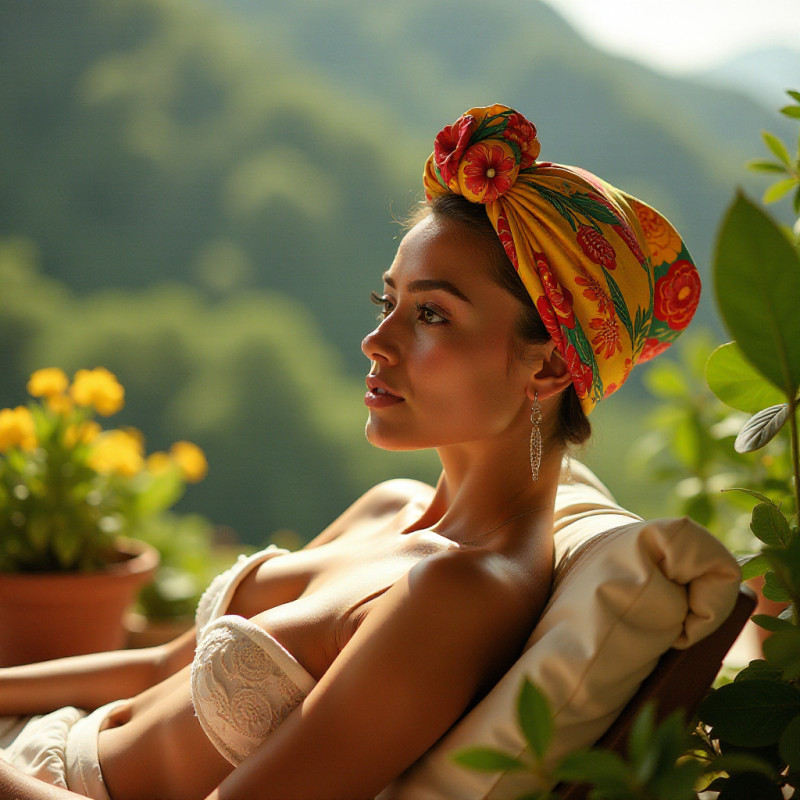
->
[752, 613, 795, 632]
[762, 131, 792, 166]
[780, 713, 800, 770]
[651, 759, 703, 800]
[763, 571, 792, 602]
[780, 105, 800, 120]
[734, 404, 790, 452]
[717, 771, 784, 799]
[750, 502, 791, 547]
[747, 159, 789, 174]
[763, 178, 798, 204]
[699, 680, 800, 746]
[713, 192, 800, 398]
[517, 679, 553, 761]
[794, 185, 800, 216]
[733, 659, 783, 683]
[706, 342, 787, 411]
[764, 539, 800, 601]
[786, 90, 800, 104]
[763, 629, 800, 678]
[710, 751, 776, 777]
[627, 702, 656, 778]
[553, 749, 630, 789]
[740, 553, 771, 580]
[452, 747, 526, 773]
[52, 523, 80, 569]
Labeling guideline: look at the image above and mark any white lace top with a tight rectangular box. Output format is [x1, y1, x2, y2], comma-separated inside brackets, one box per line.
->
[191, 546, 317, 765]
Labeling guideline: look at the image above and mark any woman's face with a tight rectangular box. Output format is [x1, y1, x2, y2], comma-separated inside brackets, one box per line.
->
[361, 213, 536, 451]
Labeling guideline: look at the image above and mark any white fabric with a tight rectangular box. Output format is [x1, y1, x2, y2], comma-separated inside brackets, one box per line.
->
[0, 701, 123, 800]
[191, 544, 317, 765]
[191, 615, 316, 765]
[379, 459, 741, 800]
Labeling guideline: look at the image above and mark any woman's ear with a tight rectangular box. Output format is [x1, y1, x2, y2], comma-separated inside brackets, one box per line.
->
[525, 340, 573, 402]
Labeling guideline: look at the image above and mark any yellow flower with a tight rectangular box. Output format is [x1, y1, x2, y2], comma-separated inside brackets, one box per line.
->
[145, 451, 173, 476]
[88, 428, 144, 477]
[27, 367, 69, 398]
[46, 393, 74, 416]
[0, 406, 38, 453]
[70, 368, 125, 416]
[170, 441, 208, 483]
[63, 420, 102, 448]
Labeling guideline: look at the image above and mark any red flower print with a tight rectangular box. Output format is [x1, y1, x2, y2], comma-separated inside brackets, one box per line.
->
[574, 267, 613, 315]
[562, 342, 594, 397]
[613, 222, 646, 265]
[501, 112, 540, 169]
[604, 358, 634, 396]
[534, 252, 575, 328]
[535, 298, 564, 347]
[589, 316, 623, 359]
[639, 338, 671, 361]
[462, 143, 517, 203]
[577, 225, 617, 270]
[496, 214, 519, 269]
[654, 259, 701, 331]
[434, 114, 475, 186]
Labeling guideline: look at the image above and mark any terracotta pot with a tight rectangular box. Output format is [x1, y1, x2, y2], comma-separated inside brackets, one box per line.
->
[0, 538, 159, 666]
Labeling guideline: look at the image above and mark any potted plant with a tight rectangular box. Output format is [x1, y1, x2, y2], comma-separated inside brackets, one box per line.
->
[0, 366, 208, 665]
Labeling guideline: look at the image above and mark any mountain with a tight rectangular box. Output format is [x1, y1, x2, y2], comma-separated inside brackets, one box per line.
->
[694, 46, 800, 112]
[3, 0, 794, 367]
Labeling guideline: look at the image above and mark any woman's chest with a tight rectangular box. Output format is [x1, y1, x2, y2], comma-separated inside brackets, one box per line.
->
[225, 531, 455, 679]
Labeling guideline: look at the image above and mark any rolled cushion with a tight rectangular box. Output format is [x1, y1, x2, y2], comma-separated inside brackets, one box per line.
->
[380, 460, 740, 800]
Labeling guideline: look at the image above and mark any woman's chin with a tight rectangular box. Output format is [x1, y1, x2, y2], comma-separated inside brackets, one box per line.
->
[364, 423, 426, 452]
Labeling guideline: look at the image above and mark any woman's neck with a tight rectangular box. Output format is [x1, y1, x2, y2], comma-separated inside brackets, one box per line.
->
[404, 437, 564, 543]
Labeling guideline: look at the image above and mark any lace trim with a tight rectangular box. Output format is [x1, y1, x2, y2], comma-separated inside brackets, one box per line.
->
[191, 616, 316, 765]
[195, 545, 287, 638]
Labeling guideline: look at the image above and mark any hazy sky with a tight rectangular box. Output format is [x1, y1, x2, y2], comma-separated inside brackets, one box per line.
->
[538, 0, 800, 73]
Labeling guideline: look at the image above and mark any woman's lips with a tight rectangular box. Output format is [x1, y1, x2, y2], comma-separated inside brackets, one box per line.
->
[364, 388, 405, 408]
[364, 377, 404, 408]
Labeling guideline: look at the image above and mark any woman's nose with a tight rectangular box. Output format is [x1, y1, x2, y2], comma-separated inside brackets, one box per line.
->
[361, 319, 399, 365]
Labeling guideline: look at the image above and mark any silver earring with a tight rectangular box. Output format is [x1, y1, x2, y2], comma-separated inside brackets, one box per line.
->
[530, 392, 542, 482]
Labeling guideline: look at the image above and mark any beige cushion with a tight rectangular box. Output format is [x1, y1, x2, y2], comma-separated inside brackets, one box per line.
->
[380, 460, 741, 800]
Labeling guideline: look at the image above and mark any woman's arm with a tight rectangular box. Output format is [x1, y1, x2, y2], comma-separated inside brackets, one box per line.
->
[0, 624, 197, 715]
[0, 761, 88, 800]
[207, 550, 535, 800]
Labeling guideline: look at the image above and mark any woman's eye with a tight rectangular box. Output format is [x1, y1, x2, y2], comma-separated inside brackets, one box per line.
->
[370, 291, 393, 319]
[415, 302, 447, 325]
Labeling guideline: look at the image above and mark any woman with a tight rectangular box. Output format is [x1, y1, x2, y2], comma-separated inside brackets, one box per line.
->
[0, 104, 699, 800]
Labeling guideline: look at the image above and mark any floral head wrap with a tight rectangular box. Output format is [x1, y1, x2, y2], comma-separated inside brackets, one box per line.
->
[423, 104, 700, 414]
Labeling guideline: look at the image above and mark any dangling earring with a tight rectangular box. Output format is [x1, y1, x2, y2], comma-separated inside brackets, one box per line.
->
[529, 391, 542, 482]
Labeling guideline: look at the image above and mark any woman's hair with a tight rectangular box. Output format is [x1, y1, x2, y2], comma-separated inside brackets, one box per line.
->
[406, 194, 591, 446]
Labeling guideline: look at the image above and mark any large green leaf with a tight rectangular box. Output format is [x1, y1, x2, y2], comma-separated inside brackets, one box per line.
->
[714, 193, 800, 398]
[699, 680, 800, 746]
[734, 404, 790, 452]
[452, 747, 526, 772]
[705, 342, 786, 412]
[517, 678, 553, 761]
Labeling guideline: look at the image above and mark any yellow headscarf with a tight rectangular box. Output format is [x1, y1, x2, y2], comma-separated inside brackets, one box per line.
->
[423, 104, 700, 413]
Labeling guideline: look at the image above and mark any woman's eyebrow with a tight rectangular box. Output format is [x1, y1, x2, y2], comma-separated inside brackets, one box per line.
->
[382, 273, 472, 304]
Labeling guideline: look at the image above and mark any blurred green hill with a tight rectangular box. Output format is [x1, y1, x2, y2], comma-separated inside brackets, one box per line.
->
[1, 0, 787, 541]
